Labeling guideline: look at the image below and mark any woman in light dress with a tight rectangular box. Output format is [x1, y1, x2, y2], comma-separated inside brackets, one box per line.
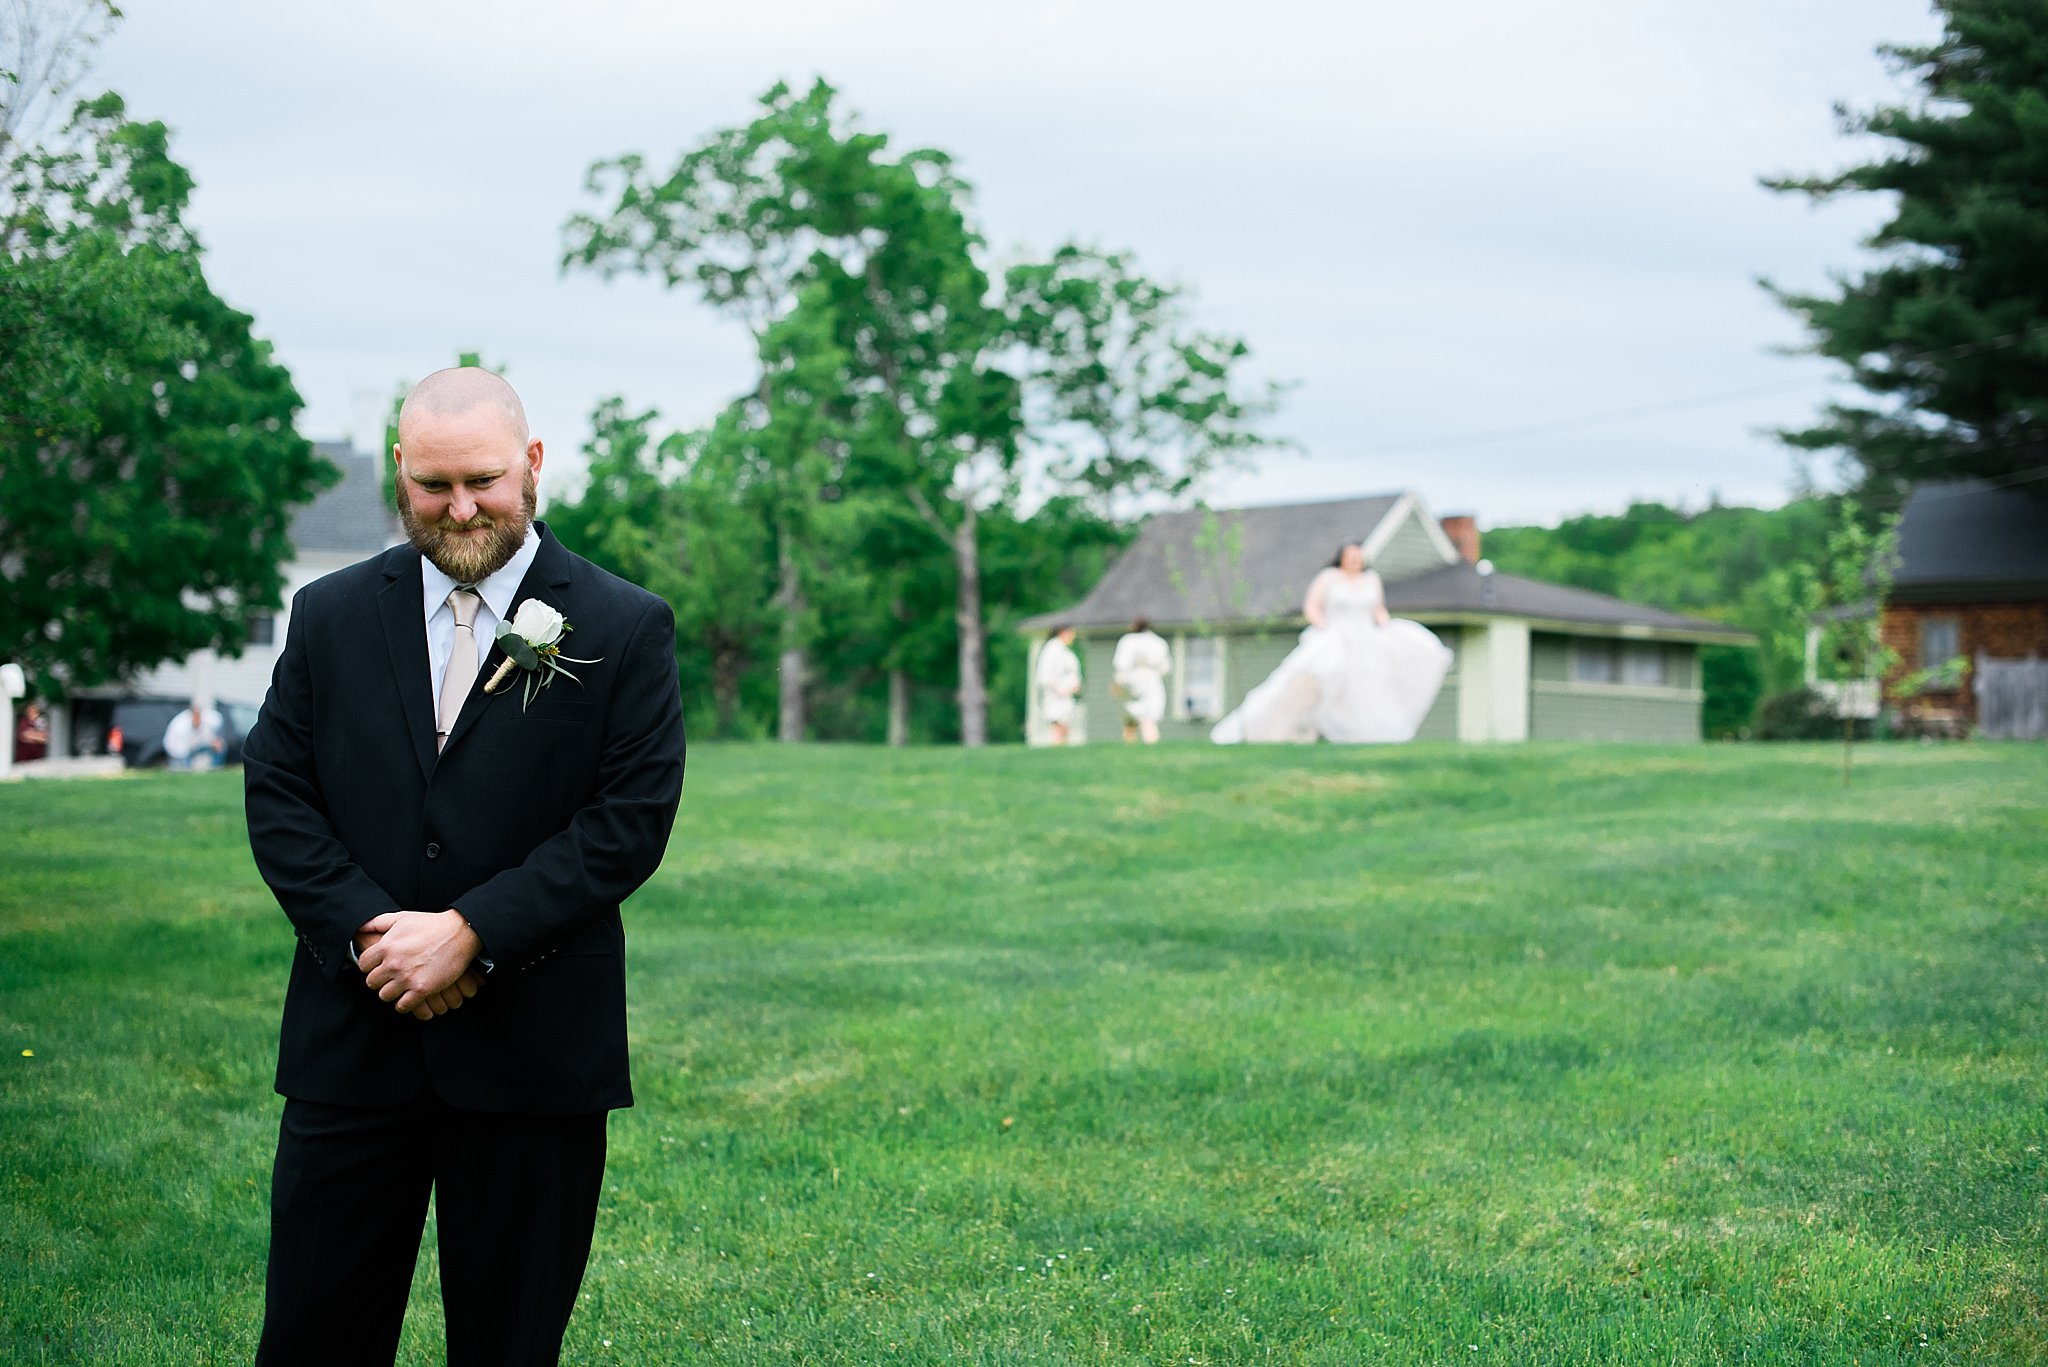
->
[1036, 625, 1082, 745]
[1211, 543, 1451, 744]
[1112, 618, 1172, 744]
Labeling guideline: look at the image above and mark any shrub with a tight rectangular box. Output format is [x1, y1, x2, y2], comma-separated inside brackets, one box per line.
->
[1701, 645, 1764, 739]
[1754, 687, 1872, 741]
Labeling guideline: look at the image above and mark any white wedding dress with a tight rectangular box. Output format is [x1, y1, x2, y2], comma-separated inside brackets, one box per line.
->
[1211, 569, 1452, 744]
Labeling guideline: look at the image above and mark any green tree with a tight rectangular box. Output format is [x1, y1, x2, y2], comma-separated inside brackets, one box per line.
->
[546, 398, 778, 738]
[566, 82, 889, 742]
[1766, 0, 2048, 499]
[1005, 245, 1284, 516]
[1700, 645, 1764, 740]
[0, 88, 328, 697]
[568, 82, 1285, 745]
[1483, 499, 1836, 735]
[568, 80, 1012, 742]
[1813, 501, 1901, 782]
[977, 496, 1129, 741]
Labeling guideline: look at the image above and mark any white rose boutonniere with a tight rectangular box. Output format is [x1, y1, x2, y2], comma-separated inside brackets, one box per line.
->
[484, 598, 602, 708]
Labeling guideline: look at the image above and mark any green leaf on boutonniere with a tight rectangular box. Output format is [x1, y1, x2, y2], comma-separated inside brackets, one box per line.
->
[495, 624, 540, 671]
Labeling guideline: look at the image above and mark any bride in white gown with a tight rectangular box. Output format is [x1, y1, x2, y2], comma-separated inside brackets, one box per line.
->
[1211, 543, 1452, 744]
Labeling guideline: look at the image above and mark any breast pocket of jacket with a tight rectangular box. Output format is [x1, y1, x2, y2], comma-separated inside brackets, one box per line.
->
[523, 697, 595, 728]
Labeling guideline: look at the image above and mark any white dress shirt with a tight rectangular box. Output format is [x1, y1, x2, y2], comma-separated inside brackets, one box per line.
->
[419, 527, 542, 704]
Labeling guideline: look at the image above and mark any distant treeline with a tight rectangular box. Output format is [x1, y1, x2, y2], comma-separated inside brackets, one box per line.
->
[1484, 499, 1835, 738]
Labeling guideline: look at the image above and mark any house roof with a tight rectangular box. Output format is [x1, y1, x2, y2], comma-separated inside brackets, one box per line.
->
[1021, 492, 1749, 641]
[1386, 562, 1748, 639]
[1893, 479, 2048, 594]
[293, 441, 400, 555]
[1022, 493, 1404, 630]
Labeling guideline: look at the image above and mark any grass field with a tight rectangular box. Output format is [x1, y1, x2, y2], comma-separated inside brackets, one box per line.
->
[2, 741, 2045, 1364]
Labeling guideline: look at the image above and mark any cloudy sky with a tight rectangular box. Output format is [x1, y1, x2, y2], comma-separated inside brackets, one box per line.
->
[88, 0, 1939, 528]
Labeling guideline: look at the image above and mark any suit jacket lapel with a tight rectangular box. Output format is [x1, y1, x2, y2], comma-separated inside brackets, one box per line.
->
[441, 526, 577, 759]
[376, 550, 439, 783]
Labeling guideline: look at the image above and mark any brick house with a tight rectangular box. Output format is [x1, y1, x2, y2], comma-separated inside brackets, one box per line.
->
[1881, 479, 2048, 737]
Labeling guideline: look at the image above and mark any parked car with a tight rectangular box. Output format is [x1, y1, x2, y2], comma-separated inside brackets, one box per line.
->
[70, 696, 263, 768]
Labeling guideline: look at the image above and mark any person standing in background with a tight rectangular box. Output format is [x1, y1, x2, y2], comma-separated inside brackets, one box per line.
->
[14, 701, 49, 764]
[1112, 618, 1171, 744]
[1036, 625, 1082, 746]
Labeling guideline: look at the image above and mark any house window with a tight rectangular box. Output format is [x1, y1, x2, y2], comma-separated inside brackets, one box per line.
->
[1572, 639, 1669, 686]
[1920, 616, 1961, 668]
[1571, 640, 1620, 684]
[1622, 643, 1669, 687]
[246, 613, 276, 647]
[1182, 638, 1222, 719]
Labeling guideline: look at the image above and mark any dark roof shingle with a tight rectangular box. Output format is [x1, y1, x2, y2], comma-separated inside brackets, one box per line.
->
[1893, 479, 2048, 592]
[1387, 562, 1745, 637]
[1025, 494, 1402, 629]
[293, 441, 400, 555]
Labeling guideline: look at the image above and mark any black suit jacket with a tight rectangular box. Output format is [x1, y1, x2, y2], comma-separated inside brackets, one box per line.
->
[244, 524, 685, 1114]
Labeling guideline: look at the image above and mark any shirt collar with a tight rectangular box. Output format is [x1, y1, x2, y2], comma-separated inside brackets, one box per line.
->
[419, 525, 543, 623]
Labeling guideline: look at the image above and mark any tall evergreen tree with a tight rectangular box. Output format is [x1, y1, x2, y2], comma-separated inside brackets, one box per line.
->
[1767, 0, 2048, 500]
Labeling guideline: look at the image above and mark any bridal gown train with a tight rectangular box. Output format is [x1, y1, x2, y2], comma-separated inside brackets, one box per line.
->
[1211, 568, 1452, 744]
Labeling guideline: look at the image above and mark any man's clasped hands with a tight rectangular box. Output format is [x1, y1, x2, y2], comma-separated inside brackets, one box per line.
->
[354, 909, 487, 1020]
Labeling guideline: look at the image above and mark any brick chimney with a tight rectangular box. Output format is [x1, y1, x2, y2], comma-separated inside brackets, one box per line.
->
[1440, 514, 1480, 564]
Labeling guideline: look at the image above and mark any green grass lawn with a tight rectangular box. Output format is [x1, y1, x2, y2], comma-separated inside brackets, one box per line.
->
[2, 742, 2044, 1364]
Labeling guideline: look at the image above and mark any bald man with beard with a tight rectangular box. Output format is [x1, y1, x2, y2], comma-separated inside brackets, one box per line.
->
[243, 368, 686, 1365]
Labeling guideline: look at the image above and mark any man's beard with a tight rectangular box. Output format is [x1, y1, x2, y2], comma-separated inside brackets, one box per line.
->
[396, 466, 536, 584]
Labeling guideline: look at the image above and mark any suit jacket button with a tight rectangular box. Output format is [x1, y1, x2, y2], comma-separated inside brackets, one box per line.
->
[425, 842, 442, 859]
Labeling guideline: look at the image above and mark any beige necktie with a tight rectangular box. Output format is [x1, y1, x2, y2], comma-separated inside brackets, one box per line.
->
[437, 587, 481, 752]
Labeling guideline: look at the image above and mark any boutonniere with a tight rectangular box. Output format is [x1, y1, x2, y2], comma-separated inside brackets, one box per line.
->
[483, 599, 602, 708]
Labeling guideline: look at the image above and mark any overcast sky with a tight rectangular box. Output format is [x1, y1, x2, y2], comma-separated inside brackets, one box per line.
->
[89, 0, 1941, 528]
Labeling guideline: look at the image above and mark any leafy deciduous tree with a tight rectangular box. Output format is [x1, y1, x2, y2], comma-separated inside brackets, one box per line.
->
[1, 87, 328, 697]
[567, 81, 1286, 744]
[546, 398, 778, 737]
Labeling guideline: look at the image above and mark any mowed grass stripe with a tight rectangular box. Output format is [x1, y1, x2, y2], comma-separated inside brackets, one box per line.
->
[1, 742, 2043, 1364]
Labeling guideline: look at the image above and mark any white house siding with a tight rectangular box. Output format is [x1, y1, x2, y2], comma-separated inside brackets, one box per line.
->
[126, 551, 361, 707]
[1526, 632, 1702, 741]
[50, 444, 399, 756]
[1529, 687, 1703, 742]
[1456, 618, 1531, 742]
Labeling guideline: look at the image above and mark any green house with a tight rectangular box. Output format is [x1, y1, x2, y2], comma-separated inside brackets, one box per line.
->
[1021, 492, 1751, 745]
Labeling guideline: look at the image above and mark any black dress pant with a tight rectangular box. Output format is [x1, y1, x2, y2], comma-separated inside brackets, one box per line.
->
[255, 1091, 607, 1367]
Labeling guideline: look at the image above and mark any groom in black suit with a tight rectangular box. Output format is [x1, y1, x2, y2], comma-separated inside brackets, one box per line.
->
[244, 367, 685, 1365]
